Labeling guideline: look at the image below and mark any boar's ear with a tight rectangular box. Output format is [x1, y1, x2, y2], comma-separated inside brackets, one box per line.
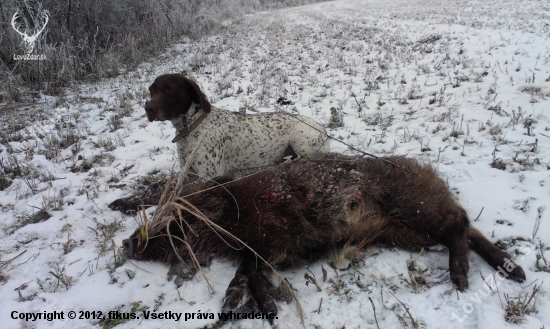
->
[181, 75, 212, 113]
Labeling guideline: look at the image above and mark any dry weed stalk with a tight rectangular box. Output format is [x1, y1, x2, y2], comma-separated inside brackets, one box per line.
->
[280, 111, 418, 175]
[0, 250, 27, 270]
[504, 283, 542, 324]
[387, 290, 419, 329]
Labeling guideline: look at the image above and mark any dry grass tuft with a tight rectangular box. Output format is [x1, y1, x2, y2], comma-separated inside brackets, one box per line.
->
[504, 284, 541, 324]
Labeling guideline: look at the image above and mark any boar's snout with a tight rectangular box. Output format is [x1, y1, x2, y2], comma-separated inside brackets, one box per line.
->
[122, 239, 134, 256]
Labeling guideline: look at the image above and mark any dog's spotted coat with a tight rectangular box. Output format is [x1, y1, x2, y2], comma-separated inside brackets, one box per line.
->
[173, 104, 329, 179]
[109, 73, 329, 213]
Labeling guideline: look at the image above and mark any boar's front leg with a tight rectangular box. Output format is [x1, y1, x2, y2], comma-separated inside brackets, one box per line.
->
[245, 264, 278, 324]
[109, 178, 170, 214]
[222, 263, 249, 312]
[222, 254, 278, 324]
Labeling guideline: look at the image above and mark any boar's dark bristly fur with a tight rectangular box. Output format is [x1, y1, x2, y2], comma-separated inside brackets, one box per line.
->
[122, 154, 525, 322]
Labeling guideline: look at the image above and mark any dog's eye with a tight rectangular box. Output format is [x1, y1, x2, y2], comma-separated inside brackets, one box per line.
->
[165, 87, 174, 93]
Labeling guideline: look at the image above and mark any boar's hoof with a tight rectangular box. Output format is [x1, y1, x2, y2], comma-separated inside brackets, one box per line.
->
[222, 273, 249, 313]
[450, 259, 469, 291]
[224, 261, 278, 324]
[248, 272, 278, 324]
[109, 197, 144, 214]
[508, 266, 526, 283]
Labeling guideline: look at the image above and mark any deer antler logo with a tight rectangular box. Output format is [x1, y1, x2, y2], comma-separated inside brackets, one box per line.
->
[11, 11, 49, 54]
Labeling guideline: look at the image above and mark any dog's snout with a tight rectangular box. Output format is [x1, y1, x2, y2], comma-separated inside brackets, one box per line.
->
[122, 239, 134, 256]
[144, 102, 156, 121]
[145, 102, 155, 114]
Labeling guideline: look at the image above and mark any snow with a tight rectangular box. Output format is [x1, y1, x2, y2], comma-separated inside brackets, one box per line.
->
[1, 0, 549, 328]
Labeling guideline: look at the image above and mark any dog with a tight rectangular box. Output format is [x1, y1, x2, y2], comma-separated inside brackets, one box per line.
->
[122, 154, 526, 324]
[109, 74, 329, 213]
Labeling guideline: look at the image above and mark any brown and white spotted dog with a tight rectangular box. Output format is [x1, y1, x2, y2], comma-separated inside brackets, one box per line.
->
[109, 74, 329, 212]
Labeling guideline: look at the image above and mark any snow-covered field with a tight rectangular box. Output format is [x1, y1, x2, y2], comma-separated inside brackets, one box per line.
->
[1, 0, 550, 328]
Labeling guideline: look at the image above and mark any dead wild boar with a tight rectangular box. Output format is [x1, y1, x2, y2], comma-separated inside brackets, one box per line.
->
[122, 154, 525, 321]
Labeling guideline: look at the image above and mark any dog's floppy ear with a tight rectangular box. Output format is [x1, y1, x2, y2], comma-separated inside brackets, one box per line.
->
[181, 75, 212, 113]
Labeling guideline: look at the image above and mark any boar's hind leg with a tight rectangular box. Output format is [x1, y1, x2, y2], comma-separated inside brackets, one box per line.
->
[467, 227, 526, 282]
[378, 218, 470, 291]
[447, 231, 470, 291]
[420, 207, 471, 291]
[431, 208, 471, 291]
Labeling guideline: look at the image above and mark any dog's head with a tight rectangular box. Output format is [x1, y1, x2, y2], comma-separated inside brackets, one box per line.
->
[144, 74, 211, 122]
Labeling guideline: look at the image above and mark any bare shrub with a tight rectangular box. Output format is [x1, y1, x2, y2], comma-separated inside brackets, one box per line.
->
[0, 0, 328, 102]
